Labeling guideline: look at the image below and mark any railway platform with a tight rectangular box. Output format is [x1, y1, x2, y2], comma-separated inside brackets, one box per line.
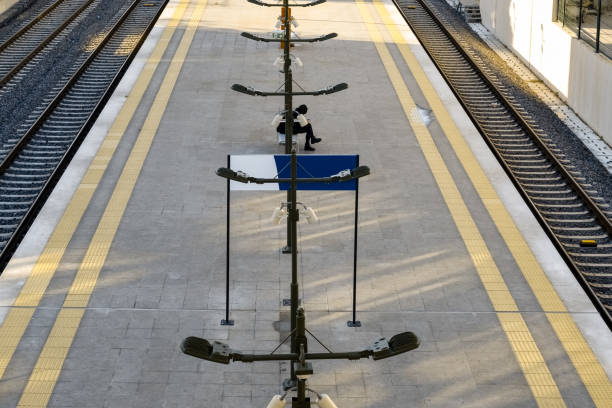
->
[0, 0, 611, 407]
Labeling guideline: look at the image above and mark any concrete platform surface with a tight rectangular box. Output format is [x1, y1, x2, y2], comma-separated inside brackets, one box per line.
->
[0, 0, 611, 407]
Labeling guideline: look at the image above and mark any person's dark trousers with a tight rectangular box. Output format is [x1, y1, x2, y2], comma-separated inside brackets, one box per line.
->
[294, 123, 315, 147]
[277, 123, 316, 147]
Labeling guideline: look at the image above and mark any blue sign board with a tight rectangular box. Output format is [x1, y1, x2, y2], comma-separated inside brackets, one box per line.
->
[229, 155, 359, 191]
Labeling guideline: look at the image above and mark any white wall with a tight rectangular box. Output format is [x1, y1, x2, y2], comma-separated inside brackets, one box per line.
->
[480, 0, 612, 146]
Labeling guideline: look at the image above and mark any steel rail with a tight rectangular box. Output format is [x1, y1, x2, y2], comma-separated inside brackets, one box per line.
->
[392, 0, 612, 329]
[0, 0, 96, 87]
[0, 0, 168, 270]
[0, 0, 140, 176]
[0, 0, 65, 53]
[414, 0, 611, 235]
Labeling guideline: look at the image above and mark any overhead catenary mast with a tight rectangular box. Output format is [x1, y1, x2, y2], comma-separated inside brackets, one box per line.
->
[184, 2, 420, 407]
[232, 0, 345, 384]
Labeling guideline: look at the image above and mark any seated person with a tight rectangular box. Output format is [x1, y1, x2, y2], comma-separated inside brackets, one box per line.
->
[272, 104, 321, 151]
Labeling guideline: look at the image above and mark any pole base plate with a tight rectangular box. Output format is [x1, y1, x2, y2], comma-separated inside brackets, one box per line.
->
[220, 319, 234, 326]
[347, 320, 361, 327]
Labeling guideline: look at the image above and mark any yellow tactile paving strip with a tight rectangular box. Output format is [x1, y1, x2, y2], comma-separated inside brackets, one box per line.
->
[16, 0, 209, 404]
[0, 0, 191, 382]
[356, 1, 568, 406]
[372, 1, 612, 405]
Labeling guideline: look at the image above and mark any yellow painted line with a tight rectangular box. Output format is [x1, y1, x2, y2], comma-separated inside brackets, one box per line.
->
[355, 1, 566, 406]
[373, 1, 612, 405]
[15, 1, 209, 406]
[0, 0, 190, 381]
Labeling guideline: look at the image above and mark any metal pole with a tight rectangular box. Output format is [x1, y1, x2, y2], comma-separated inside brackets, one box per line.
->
[294, 379, 308, 407]
[222, 155, 234, 325]
[348, 156, 360, 327]
[578, 0, 583, 38]
[563, 0, 567, 26]
[283, 1, 294, 253]
[595, 0, 601, 52]
[293, 309, 309, 407]
[289, 149, 298, 381]
[283, 6, 293, 154]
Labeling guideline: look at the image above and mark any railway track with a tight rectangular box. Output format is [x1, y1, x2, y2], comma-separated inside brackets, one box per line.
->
[0, 0, 167, 268]
[393, 0, 612, 327]
[0, 0, 98, 88]
[0, 0, 57, 42]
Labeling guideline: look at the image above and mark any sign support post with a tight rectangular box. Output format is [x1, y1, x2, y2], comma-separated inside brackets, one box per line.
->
[348, 155, 360, 327]
[221, 154, 234, 325]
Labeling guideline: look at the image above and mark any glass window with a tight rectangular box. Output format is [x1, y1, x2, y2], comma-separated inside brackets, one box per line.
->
[580, 0, 599, 49]
[558, 0, 581, 31]
[557, 0, 611, 59]
[599, 0, 611, 57]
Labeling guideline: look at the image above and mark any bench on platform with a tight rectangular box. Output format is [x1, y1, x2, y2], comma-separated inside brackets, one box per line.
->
[276, 120, 300, 151]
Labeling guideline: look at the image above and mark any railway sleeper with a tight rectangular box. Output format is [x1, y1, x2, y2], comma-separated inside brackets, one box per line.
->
[512, 170, 557, 175]
[0, 193, 38, 201]
[582, 268, 612, 276]
[481, 124, 524, 131]
[485, 130, 526, 136]
[472, 111, 511, 119]
[497, 149, 539, 154]
[0, 179, 45, 186]
[29, 136, 75, 142]
[0, 225, 23, 234]
[2, 170, 52, 177]
[532, 196, 580, 202]
[0, 186, 47, 194]
[570, 252, 612, 258]
[0, 233, 15, 243]
[0, 180, 46, 191]
[0, 218, 19, 228]
[35, 136, 79, 143]
[45, 118, 89, 124]
[495, 141, 536, 147]
[12, 159, 56, 167]
[564, 242, 612, 248]
[10, 163, 56, 172]
[549, 223, 603, 231]
[11, 159, 61, 167]
[557, 232, 608, 239]
[72, 84, 108, 92]
[517, 177, 562, 183]
[506, 159, 548, 165]
[62, 96, 102, 103]
[0, 201, 31, 209]
[589, 283, 612, 291]
[535, 202, 582, 209]
[507, 154, 545, 159]
[508, 164, 552, 170]
[21, 148, 67, 155]
[478, 120, 516, 126]
[9, 170, 53, 178]
[526, 189, 572, 195]
[522, 181, 566, 187]
[547, 214, 601, 222]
